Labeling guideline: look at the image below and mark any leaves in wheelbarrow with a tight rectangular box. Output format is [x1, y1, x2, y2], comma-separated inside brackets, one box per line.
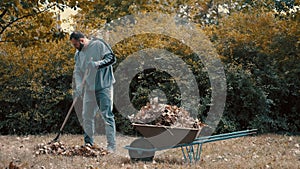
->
[129, 102, 206, 128]
[35, 141, 109, 157]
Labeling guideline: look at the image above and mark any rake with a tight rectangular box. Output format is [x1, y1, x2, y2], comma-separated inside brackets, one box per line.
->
[51, 68, 89, 143]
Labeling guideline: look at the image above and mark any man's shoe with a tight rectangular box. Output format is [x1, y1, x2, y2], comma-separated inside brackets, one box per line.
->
[91, 144, 101, 149]
[107, 147, 116, 153]
[84, 143, 93, 147]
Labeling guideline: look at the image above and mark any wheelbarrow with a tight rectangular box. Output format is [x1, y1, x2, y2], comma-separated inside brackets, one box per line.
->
[124, 123, 257, 163]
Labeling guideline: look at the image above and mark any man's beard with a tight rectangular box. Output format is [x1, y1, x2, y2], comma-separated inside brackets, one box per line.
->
[78, 42, 84, 51]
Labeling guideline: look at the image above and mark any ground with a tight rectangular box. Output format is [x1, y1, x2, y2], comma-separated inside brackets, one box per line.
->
[0, 133, 299, 169]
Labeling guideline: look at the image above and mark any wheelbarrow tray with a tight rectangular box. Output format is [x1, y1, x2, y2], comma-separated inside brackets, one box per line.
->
[132, 123, 202, 148]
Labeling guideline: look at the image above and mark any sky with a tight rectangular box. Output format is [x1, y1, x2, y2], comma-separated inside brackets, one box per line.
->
[56, 7, 78, 33]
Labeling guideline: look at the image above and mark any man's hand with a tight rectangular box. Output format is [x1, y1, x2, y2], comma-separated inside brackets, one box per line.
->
[87, 61, 97, 70]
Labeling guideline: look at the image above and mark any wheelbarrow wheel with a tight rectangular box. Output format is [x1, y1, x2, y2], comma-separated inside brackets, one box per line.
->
[128, 138, 155, 162]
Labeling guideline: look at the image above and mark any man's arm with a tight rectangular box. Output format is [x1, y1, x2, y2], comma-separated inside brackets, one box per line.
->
[73, 52, 83, 89]
[94, 53, 116, 68]
[93, 40, 116, 68]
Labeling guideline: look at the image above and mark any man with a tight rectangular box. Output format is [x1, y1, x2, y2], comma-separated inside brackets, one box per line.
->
[70, 31, 116, 152]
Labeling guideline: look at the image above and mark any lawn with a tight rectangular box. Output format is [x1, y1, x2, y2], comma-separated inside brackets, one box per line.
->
[0, 133, 299, 169]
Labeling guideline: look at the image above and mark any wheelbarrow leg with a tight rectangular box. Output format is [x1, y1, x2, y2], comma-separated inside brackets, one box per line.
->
[187, 145, 194, 163]
[195, 143, 203, 162]
[180, 143, 203, 163]
[181, 145, 195, 163]
[181, 146, 187, 162]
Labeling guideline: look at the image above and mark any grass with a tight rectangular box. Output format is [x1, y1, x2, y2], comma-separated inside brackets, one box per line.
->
[0, 133, 299, 169]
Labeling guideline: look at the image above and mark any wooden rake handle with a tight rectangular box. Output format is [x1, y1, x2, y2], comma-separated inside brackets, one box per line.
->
[52, 68, 89, 142]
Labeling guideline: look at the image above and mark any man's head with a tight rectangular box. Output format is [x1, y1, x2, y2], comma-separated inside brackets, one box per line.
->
[70, 31, 86, 51]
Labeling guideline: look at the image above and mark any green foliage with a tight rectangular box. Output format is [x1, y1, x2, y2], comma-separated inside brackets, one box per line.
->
[0, 38, 82, 135]
[205, 3, 299, 133]
[217, 64, 271, 133]
[110, 32, 211, 135]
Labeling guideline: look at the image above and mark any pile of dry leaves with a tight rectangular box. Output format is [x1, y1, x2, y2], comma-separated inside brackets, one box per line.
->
[35, 141, 108, 157]
[129, 101, 205, 129]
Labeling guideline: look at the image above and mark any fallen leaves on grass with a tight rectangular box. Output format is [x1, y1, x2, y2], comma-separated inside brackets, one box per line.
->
[35, 141, 109, 157]
[8, 161, 29, 169]
[9, 161, 20, 169]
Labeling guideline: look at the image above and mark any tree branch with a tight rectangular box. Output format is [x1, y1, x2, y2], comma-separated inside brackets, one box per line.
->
[0, 3, 56, 35]
[0, 9, 8, 19]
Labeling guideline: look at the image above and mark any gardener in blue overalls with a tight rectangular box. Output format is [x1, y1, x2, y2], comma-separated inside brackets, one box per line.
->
[70, 31, 116, 152]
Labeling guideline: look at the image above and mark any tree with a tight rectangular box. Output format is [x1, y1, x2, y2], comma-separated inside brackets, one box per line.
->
[0, 0, 76, 46]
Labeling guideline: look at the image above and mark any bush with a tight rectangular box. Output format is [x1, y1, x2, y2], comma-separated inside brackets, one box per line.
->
[205, 6, 300, 133]
[0, 39, 82, 135]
